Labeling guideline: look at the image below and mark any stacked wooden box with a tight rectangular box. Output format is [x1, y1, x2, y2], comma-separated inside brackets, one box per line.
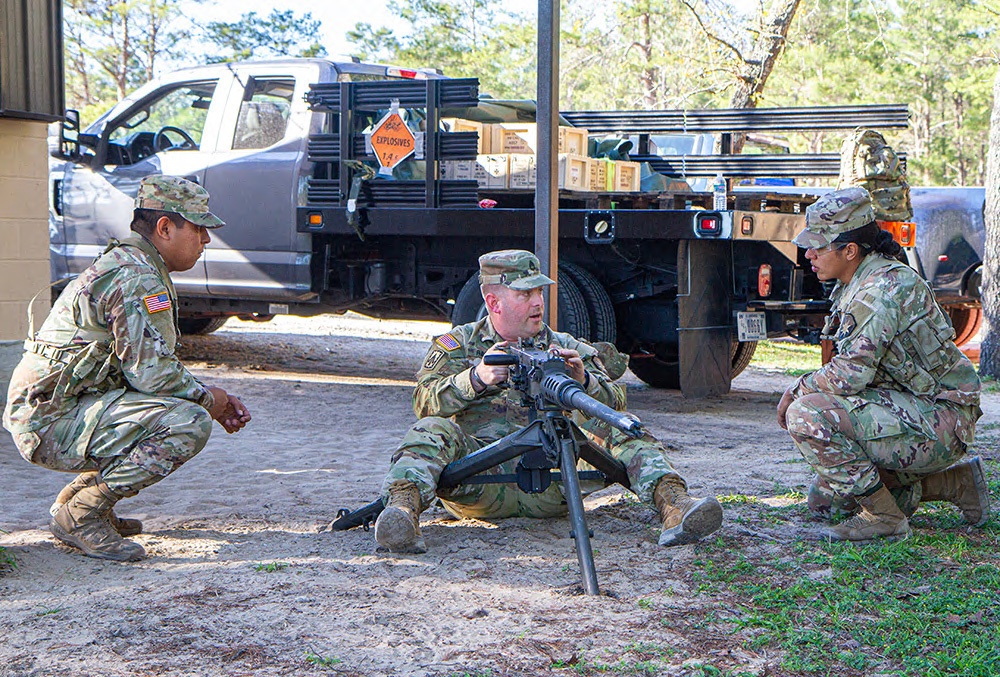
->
[440, 119, 640, 192]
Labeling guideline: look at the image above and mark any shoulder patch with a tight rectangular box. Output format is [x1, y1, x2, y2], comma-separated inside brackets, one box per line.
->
[423, 349, 447, 371]
[434, 333, 461, 351]
[838, 312, 857, 338]
[143, 292, 172, 314]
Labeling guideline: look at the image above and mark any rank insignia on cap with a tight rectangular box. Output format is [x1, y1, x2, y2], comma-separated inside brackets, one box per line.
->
[434, 333, 461, 351]
[143, 292, 172, 314]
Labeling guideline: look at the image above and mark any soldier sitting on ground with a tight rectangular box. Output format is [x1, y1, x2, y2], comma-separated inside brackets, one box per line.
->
[373, 249, 723, 553]
[3, 175, 251, 562]
[777, 186, 989, 542]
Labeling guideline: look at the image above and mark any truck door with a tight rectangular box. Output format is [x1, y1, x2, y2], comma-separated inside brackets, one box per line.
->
[201, 68, 314, 302]
[60, 76, 231, 297]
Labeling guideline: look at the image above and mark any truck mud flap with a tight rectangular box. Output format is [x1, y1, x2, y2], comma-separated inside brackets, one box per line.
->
[677, 239, 733, 398]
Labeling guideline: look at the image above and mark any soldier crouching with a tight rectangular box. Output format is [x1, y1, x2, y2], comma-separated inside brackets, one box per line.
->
[374, 249, 723, 553]
[3, 175, 251, 562]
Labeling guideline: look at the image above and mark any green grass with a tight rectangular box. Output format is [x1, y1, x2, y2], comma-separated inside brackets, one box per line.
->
[0, 546, 15, 575]
[751, 339, 823, 376]
[304, 650, 342, 668]
[253, 561, 289, 573]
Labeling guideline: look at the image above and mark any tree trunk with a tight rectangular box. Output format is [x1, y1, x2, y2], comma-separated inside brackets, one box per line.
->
[727, 0, 801, 152]
[978, 68, 1000, 378]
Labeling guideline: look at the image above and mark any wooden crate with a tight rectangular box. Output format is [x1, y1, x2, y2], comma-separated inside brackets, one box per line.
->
[441, 117, 491, 153]
[559, 153, 589, 191]
[559, 127, 589, 156]
[588, 158, 611, 191]
[492, 123, 537, 154]
[473, 154, 509, 189]
[612, 160, 641, 192]
[508, 154, 536, 188]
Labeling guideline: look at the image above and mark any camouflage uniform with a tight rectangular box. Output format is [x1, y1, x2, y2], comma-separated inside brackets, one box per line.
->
[786, 188, 981, 513]
[382, 320, 681, 520]
[3, 176, 225, 496]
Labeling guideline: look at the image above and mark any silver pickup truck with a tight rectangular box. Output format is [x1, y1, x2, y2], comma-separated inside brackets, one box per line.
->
[50, 58, 442, 334]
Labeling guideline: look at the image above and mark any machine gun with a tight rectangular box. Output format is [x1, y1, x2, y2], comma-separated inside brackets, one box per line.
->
[330, 339, 644, 594]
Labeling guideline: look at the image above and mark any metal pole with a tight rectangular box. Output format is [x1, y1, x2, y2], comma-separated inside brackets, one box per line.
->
[558, 425, 599, 595]
[537, 0, 559, 329]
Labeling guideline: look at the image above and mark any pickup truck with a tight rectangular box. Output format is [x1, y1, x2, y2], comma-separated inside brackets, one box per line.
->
[49, 57, 917, 396]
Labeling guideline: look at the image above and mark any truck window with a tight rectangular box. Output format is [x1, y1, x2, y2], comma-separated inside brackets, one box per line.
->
[106, 80, 218, 165]
[232, 78, 294, 150]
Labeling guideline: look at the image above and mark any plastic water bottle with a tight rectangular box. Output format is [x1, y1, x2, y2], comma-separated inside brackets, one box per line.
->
[712, 173, 727, 211]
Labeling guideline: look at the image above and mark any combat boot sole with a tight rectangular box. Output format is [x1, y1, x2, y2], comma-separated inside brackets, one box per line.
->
[374, 507, 427, 554]
[49, 517, 146, 562]
[658, 497, 723, 547]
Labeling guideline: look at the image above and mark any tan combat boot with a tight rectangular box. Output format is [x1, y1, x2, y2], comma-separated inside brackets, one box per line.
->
[920, 456, 991, 527]
[50, 472, 143, 536]
[50, 482, 146, 562]
[654, 476, 723, 546]
[825, 485, 911, 543]
[374, 482, 427, 554]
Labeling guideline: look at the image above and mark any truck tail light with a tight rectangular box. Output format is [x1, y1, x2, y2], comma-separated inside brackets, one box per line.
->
[386, 67, 425, 79]
[758, 264, 772, 297]
[877, 220, 916, 247]
[696, 213, 721, 237]
[740, 215, 754, 235]
[307, 213, 323, 228]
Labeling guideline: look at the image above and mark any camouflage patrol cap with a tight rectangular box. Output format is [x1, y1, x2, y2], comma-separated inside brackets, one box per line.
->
[134, 175, 224, 228]
[793, 186, 875, 249]
[478, 250, 555, 290]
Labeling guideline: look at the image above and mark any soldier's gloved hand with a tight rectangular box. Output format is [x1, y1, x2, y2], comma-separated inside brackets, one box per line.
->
[476, 342, 511, 387]
[549, 346, 587, 385]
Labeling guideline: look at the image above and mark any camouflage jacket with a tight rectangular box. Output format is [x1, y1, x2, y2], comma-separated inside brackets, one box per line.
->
[791, 254, 980, 433]
[3, 234, 214, 440]
[413, 318, 625, 442]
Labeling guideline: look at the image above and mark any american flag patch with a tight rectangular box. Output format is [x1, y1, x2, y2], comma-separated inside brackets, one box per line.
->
[143, 292, 171, 314]
[434, 333, 461, 351]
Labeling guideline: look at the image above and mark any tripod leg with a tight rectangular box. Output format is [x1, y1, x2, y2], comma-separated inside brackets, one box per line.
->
[559, 434, 600, 595]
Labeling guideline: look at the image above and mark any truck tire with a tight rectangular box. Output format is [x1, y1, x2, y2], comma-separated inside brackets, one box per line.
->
[947, 306, 982, 347]
[628, 340, 757, 389]
[178, 316, 229, 335]
[451, 268, 592, 339]
[560, 262, 616, 343]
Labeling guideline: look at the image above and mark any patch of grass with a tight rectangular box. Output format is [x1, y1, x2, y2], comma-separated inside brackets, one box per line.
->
[304, 650, 342, 668]
[447, 671, 493, 677]
[253, 561, 289, 573]
[686, 477, 1000, 677]
[36, 607, 64, 616]
[0, 546, 15, 574]
[751, 339, 822, 376]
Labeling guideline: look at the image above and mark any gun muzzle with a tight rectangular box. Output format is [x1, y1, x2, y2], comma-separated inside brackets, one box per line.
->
[542, 372, 644, 438]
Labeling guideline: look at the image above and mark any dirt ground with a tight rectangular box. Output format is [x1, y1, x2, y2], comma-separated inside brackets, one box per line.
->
[0, 314, 995, 677]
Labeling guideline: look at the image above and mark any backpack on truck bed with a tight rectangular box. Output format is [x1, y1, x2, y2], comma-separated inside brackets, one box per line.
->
[838, 127, 913, 221]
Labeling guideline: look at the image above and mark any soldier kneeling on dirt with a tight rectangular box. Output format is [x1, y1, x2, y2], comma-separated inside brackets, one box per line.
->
[374, 249, 723, 553]
[3, 175, 251, 562]
[778, 187, 989, 542]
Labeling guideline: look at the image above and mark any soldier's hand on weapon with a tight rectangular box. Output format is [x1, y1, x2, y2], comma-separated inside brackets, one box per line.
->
[477, 342, 512, 386]
[548, 346, 587, 384]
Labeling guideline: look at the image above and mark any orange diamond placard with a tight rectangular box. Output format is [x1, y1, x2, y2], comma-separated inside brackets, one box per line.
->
[370, 111, 416, 172]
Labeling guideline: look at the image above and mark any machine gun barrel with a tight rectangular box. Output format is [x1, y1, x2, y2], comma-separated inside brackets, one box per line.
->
[542, 372, 644, 438]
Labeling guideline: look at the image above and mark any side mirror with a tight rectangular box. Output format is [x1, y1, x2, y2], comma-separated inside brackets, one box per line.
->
[50, 109, 81, 161]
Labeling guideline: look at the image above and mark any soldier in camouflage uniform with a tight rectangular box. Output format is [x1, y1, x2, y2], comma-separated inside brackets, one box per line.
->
[3, 175, 251, 562]
[374, 249, 723, 553]
[778, 187, 988, 542]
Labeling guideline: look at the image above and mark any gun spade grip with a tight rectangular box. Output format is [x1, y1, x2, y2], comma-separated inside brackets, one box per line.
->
[483, 354, 519, 366]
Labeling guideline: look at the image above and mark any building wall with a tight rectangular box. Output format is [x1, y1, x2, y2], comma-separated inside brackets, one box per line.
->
[1, 117, 50, 403]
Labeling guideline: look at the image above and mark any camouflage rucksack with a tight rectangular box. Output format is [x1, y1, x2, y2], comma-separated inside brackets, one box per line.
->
[837, 128, 912, 221]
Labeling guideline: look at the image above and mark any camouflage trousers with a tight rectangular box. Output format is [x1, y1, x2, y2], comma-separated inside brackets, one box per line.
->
[786, 390, 978, 506]
[10, 391, 213, 496]
[381, 416, 681, 519]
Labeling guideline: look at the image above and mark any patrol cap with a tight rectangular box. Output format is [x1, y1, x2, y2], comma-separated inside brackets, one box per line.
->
[793, 186, 875, 249]
[478, 249, 555, 290]
[134, 175, 225, 229]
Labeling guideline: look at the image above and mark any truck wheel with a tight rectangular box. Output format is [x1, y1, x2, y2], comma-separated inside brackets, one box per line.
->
[628, 340, 757, 389]
[178, 316, 229, 335]
[451, 268, 592, 339]
[560, 262, 616, 343]
[947, 306, 982, 347]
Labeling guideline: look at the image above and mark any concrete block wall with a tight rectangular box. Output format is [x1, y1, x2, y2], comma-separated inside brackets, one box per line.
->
[1, 117, 51, 405]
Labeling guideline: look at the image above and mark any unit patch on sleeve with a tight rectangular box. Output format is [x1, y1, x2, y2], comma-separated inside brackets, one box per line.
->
[423, 349, 446, 371]
[434, 333, 461, 351]
[143, 292, 172, 314]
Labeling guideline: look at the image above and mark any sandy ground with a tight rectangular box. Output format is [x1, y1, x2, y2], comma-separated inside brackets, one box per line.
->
[0, 314, 995, 677]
